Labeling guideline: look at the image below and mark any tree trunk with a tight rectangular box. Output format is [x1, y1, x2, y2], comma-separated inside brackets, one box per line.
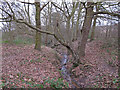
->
[66, 17, 72, 55]
[71, 2, 75, 41]
[45, 2, 52, 46]
[106, 29, 109, 39]
[28, 0, 31, 24]
[8, 23, 13, 43]
[34, 2, 41, 51]
[45, 16, 48, 46]
[75, 3, 82, 41]
[78, 2, 94, 57]
[90, 16, 97, 41]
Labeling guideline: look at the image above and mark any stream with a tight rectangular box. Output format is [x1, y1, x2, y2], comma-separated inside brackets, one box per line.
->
[60, 53, 82, 88]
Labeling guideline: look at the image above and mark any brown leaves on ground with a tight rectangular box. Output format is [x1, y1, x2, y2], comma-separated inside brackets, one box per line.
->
[1, 40, 119, 88]
[71, 40, 119, 88]
[2, 44, 62, 88]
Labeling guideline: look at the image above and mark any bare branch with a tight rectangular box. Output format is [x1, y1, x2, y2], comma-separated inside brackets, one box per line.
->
[15, 19, 54, 35]
[70, 2, 79, 18]
[64, 2, 70, 17]
[0, 7, 12, 17]
[0, 20, 12, 22]
[12, 3, 28, 19]
[40, 2, 49, 11]
[0, 16, 11, 20]
[5, 1, 15, 19]
[17, 11, 25, 19]
[94, 11, 120, 18]
[51, 2, 67, 18]
[14, 18, 74, 56]
[96, 15, 118, 21]
[19, 1, 35, 5]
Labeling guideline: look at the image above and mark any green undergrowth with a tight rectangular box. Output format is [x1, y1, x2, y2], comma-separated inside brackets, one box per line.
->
[1, 36, 34, 45]
[1, 76, 69, 89]
[13, 37, 34, 45]
[0, 40, 9, 44]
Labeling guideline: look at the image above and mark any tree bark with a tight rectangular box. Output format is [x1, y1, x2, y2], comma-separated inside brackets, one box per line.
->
[90, 16, 97, 41]
[45, 2, 52, 46]
[66, 17, 72, 55]
[34, 2, 41, 51]
[75, 3, 82, 41]
[71, 2, 75, 41]
[78, 2, 94, 57]
[8, 22, 14, 44]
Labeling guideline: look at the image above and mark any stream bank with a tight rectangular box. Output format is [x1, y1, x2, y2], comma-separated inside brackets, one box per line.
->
[60, 53, 83, 88]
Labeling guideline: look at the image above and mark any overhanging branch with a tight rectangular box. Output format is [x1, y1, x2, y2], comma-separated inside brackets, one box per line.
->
[94, 11, 120, 18]
[14, 18, 75, 59]
[15, 19, 54, 35]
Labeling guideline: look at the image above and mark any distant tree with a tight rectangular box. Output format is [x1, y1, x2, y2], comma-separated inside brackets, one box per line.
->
[0, 1, 119, 64]
[74, 3, 83, 41]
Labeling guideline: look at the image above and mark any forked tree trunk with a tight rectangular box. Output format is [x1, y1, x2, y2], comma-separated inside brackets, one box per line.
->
[78, 2, 94, 57]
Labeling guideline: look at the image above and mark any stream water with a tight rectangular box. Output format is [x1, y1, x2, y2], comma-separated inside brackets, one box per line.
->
[60, 53, 82, 88]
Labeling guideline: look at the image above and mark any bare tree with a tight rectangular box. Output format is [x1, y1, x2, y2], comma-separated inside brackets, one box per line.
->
[0, 1, 119, 64]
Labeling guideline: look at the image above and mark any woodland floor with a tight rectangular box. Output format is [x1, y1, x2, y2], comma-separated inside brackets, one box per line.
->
[1, 40, 119, 88]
